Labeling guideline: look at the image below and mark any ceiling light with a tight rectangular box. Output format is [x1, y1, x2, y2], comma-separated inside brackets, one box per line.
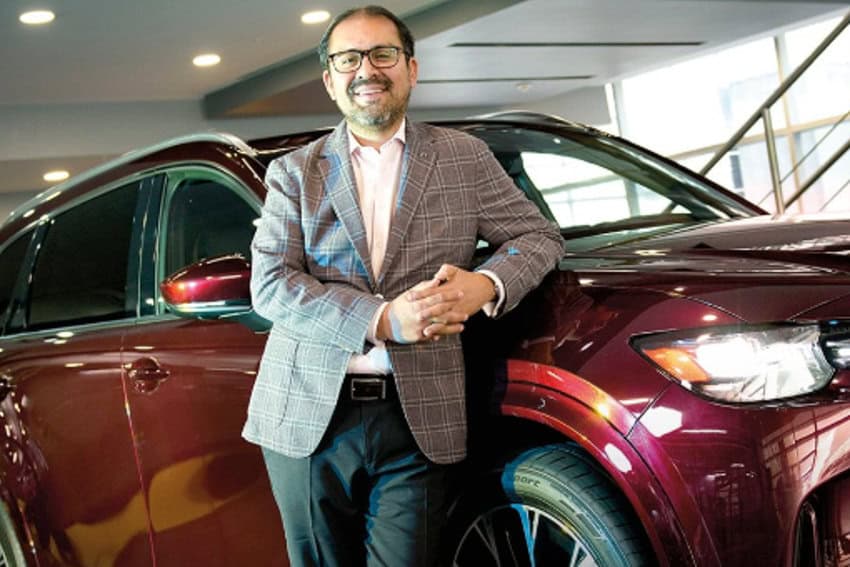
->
[20, 9, 55, 25]
[43, 170, 69, 183]
[515, 82, 531, 92]
[193, 53, 221, 67]
[301, 10, 330, 24]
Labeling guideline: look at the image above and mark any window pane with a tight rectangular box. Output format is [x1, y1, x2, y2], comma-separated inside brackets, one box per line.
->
[785, 16, 850, 125]
[28, 183, 138, 329]
[164, 176, 257, 277]
[793, 122, 850, 213]
[621, 38, 781, 155]
[0, 232, 32, 331]
[699, 137, 794, 214]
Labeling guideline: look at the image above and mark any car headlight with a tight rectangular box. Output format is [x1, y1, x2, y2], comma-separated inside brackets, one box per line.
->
[632, 324, 834, 403]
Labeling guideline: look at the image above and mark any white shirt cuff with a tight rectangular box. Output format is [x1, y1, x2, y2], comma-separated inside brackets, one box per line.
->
[477, 269, 505, 318]
[367, 301, 390, 345]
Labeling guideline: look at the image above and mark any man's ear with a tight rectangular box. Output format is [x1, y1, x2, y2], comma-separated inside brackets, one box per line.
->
[407, 56, 418, 88]
[322, 70, 336, 101]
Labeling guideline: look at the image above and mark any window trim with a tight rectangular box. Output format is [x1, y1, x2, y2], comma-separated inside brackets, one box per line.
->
[21, 181, 142, 333]
[0, 229, 38, 336]
[151, 165, 261, 318]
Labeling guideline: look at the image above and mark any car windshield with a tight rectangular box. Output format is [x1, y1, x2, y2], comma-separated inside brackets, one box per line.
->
[456, 123, 761, 253]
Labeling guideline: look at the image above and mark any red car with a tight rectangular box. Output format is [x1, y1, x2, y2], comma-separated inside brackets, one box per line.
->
[1, 112, 848, 567]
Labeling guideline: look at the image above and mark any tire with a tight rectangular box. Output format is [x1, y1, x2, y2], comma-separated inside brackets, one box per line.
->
[446, 444, 655, 567]
[0, 501, 27, 567]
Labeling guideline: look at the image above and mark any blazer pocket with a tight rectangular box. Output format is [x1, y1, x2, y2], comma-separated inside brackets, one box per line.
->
[250, 331, 297, 423]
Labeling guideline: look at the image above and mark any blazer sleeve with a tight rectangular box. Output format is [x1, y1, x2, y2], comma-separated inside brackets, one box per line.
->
[250, 158, 384, 353]
[471, 138, 564, 315]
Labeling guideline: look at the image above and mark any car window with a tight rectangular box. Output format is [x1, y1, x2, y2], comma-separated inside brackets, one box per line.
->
[465, 124, 759, 252]
[162, 171, 258, 278]
[23, 182, 138, 331]
[0, 231, 33, 332]
[522, 152, 689, 227]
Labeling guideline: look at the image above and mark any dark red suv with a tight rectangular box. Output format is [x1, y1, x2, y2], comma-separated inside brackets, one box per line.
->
[1, 112, 849, 567]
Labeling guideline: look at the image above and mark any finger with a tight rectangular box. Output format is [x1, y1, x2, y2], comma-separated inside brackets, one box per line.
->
[422, 307, 468, 324]
[433, 264, 457, 283]
[413, 291, 465, 316]
[407, 279, 445, 301]
[417, 300, 468, 322]
[405, 278, 440, 301]
[423, 322, 465, 337]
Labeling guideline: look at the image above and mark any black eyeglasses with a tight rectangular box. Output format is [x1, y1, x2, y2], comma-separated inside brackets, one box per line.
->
[327, 45, 407, 73]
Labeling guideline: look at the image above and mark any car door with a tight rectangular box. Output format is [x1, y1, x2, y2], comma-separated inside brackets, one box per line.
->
[120, 167, 286, 566]
[0, 179, 153, 566]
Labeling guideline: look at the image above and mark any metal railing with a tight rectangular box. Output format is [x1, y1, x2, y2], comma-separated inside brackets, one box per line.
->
[700, 11, 850, 214]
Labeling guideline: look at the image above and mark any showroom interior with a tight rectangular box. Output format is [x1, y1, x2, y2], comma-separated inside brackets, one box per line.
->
[1, 0, 847, 222]
[3, 2, 850, 566]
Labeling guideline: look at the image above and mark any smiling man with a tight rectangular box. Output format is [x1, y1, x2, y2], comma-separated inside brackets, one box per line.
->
[244, 5, 563, 566]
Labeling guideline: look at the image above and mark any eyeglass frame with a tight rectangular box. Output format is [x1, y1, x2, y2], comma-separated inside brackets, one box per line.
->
[326, 45, 410, 73]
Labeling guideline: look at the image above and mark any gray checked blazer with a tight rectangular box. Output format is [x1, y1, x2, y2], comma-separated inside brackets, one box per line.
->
[242, 119, 563, 464]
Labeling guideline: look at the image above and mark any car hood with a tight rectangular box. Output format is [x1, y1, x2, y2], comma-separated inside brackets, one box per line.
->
[561, 213, 850, 321]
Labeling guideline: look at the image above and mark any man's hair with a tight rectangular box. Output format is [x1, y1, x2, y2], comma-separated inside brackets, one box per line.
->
[317, 5, 415, 70]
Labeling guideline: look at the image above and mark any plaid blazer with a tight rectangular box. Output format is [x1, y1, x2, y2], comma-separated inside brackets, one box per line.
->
[242, 119, 563, 464]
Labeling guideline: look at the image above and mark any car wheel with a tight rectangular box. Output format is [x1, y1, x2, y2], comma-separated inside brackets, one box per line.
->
[0, 502, 27, 567]
[447, 444, 653, 567]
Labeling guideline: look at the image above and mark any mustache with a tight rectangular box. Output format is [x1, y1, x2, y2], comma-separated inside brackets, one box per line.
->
[348, 76, 392, 96]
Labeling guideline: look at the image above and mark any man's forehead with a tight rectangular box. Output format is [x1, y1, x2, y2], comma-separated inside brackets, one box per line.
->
[328, 14, 402, 50]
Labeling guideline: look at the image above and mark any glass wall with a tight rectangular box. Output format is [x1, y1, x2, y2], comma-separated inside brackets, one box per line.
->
[614, 13, 849, 214]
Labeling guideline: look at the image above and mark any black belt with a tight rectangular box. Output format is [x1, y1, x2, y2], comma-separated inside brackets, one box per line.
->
[344, 374, 395, 401]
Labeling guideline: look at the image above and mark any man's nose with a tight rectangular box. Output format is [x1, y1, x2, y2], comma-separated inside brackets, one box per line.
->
[356, 55, 380, 79]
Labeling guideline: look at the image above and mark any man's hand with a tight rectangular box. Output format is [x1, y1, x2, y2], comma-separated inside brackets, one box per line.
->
[377, 278, 468, 343]
[410, 264, 497, 318]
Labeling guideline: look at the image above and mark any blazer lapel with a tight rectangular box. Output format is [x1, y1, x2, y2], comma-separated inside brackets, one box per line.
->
[320, 122, 376, 287]
[378, 122, 436, 285]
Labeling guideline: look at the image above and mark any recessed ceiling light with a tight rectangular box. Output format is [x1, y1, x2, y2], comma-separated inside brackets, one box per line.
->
[302, 10, 330, 25]
[43, 170, 69, 183]
[193, 53, 221, 67]
[20, 9, 55, 25]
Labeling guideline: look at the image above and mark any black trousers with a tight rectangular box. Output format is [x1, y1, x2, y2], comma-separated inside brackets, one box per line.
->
[263, 379, 451, 567]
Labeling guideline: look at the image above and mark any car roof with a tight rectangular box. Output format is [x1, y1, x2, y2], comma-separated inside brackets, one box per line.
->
[2, 111, 591, 233]
[2, 132, 257, 233]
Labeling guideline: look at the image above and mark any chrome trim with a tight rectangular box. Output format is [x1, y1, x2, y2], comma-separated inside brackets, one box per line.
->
[3, 132, 255, 228]
[0, 316, 136, 342]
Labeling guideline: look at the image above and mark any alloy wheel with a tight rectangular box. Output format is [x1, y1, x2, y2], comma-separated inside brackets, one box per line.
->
[452, 503, 599, 567]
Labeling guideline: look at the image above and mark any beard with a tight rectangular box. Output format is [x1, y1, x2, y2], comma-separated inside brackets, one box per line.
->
[343, 76, 411, 131]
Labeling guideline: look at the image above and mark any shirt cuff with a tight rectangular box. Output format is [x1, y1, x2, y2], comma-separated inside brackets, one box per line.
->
[367, 301, 390, 345]
[477, 269, 505, 318]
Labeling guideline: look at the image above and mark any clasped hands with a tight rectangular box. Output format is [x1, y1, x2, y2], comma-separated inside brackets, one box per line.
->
[376, 264, 497, 344]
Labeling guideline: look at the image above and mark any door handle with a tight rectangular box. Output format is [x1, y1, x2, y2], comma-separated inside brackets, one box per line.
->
[127, 358, 170, 393]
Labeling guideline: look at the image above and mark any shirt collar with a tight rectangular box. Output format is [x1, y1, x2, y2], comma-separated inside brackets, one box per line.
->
[348, 118, 406, 155]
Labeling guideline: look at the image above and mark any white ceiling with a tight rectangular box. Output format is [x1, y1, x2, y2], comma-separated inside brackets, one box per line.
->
[1, 0, 847, 199]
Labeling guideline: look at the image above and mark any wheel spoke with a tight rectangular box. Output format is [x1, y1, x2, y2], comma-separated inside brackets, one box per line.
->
[510, 504, 540, 567]
[454, 503, 602, 567]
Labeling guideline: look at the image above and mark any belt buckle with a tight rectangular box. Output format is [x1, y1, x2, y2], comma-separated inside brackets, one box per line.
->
[350, 377, 386, 401]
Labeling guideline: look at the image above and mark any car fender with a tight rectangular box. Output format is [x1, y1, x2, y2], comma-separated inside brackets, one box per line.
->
[497, 358, 718, 567]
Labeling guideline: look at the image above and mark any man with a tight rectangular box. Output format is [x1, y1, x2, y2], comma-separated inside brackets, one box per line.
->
[243, 5, 563, 566]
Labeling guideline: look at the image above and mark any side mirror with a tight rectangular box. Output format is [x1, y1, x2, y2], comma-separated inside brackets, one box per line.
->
[160, 254, 269, 331]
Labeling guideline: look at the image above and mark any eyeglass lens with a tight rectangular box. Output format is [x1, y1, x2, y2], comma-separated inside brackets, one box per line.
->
[332, 47, 400, 72]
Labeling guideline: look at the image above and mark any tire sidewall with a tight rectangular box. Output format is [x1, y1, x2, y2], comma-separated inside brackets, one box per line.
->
[446, 445, 648, 567]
